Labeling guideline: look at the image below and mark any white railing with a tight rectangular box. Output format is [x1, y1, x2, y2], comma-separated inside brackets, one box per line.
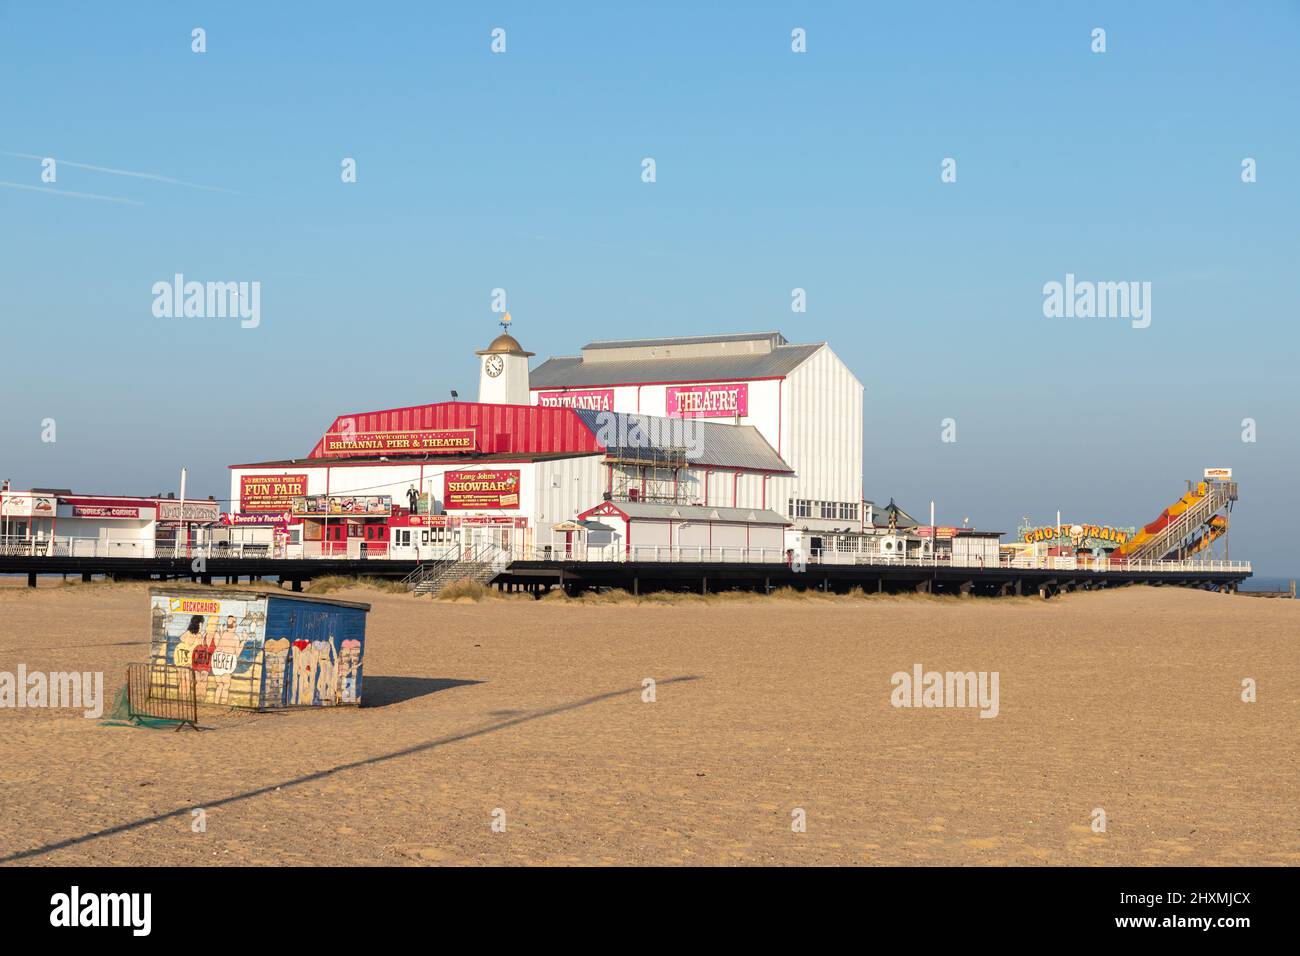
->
[0, 535, 1252, 575]
[510, 545, 1251, 574]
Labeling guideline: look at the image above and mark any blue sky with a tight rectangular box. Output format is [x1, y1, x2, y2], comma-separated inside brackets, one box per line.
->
[1, 2, 1297, 572]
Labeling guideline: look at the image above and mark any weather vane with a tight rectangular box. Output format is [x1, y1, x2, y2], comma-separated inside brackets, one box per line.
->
[499, 311, 512, 333]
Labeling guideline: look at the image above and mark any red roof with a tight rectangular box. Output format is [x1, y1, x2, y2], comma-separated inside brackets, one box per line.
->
[306, 401, 604, 459]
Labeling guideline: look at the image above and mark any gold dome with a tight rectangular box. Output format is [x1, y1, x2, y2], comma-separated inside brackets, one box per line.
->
[477, 332, 534, 356]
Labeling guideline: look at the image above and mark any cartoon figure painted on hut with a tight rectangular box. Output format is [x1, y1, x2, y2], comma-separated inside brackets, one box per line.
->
[338, 640, 363, 703]
[209, 614, 242, 705]
[262, 638, 291, 707]
[171, 614, 205, 669]
[312, 639, 338, 704]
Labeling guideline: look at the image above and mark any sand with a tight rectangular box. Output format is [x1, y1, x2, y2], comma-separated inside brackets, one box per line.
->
[0, 580, 1296, 866]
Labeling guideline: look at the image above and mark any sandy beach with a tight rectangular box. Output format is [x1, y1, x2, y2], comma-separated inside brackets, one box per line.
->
[0, 580, 1296, 866]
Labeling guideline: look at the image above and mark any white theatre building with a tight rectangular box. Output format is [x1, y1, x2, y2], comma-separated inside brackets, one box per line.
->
[226, 326, 867, 561]
[530, 331, 865, 536]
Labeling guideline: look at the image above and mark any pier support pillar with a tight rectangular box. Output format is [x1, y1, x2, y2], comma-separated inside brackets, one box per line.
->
[633, 577, 639, 596]
[27, 572, 37, 588]
[292, 579, 302, 592]
[702, 577, 708, 595]
[764, 576, 770, 595]
[82, 571, 92, 583]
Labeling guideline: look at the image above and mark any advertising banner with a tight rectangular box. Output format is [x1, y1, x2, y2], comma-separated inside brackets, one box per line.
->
[444, 470, 521, 510]
[322, 428, 476, 457]
[240, 474, 308, 513]
[291, 496, 392, 517]
[665, 383, 749, 418]
[536, 388, 615, 411]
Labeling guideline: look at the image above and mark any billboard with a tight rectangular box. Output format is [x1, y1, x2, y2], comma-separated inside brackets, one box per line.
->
[1, 493, 56, 518]
[536, 388, 615, 411]
[240, 474, 308, 513]
[665, 383, 748, 418]
[322, 428, 476, 457]
[444, 470, 521, 510]
[1204, 467, 1233, 480]
[291, 495, 392, 517]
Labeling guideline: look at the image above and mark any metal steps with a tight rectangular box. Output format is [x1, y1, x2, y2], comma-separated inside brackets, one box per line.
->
[409, 559, 499, 596]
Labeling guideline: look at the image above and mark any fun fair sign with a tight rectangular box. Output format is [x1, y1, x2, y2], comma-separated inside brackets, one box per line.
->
[665, 383, 748, 418]
[240, 475, 308, 513]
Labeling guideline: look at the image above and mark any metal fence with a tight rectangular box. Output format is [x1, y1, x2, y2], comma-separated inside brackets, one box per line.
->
[126, 663, 199, 730]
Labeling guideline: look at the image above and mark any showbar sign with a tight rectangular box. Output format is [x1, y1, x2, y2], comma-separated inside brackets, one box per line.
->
[240, 475, 308, 513]
[322, 428, 476, 457]
[444, 470, 521, 510]
[665, 383, 748, 419]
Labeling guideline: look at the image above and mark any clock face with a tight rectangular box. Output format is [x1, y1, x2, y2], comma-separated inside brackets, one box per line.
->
[485, 354, 504, 378]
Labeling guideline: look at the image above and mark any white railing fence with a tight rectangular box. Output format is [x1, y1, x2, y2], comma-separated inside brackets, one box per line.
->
[0, 534, 1252, 575]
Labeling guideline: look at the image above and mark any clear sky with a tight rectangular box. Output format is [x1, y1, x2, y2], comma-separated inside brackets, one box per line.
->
[1, 2, 1296, 573]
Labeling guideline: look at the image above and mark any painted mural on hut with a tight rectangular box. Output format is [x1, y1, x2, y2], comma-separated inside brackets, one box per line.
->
[148, 593, 366, 708]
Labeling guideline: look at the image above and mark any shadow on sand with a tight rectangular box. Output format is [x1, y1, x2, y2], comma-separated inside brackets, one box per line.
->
[361, 675, 483, 707]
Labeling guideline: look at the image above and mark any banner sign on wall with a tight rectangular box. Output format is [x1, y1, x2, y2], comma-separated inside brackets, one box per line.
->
[536, 389, 615, 412]
[73, 505, 146, 519]
[291, 496, 392, 517]
[322, 428, 476, 457]
[158, 500, 221, 523]
[240, 475, 308, 513]
[1019, 524, 1134, 547]
[444, 470, 521, 510]
[665, 383, 748, 418]
[221, 512, 292, 528]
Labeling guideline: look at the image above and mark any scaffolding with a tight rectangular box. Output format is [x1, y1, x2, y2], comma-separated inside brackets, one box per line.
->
[606, 447, 692, 504]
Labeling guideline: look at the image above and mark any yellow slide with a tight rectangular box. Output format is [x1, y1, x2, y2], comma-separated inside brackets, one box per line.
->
[1116, 483, 1208, 558]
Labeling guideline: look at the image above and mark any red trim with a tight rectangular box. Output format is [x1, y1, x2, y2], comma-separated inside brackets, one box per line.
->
[531, 374, 787, 391]
[232, 453, 602, 470]
[579, 501, 631, 522]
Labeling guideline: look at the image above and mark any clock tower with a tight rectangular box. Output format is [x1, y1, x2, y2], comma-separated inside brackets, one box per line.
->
[476, 313, 534, 405]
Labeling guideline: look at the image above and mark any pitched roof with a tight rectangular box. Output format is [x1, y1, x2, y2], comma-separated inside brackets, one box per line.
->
[530, 331, 823, 388]
[585, 501, 790, 525]
[571, 409, 792, 473]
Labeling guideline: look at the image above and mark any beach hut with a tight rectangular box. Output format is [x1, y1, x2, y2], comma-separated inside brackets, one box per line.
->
[147, 586, 370, 710]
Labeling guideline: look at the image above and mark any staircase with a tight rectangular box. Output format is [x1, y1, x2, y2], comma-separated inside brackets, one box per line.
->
[1118, 481, 1237, 562]
[403, 544, 504, 597]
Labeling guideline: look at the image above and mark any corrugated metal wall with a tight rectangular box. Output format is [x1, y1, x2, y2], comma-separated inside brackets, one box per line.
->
[307, 402, 603, 458]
